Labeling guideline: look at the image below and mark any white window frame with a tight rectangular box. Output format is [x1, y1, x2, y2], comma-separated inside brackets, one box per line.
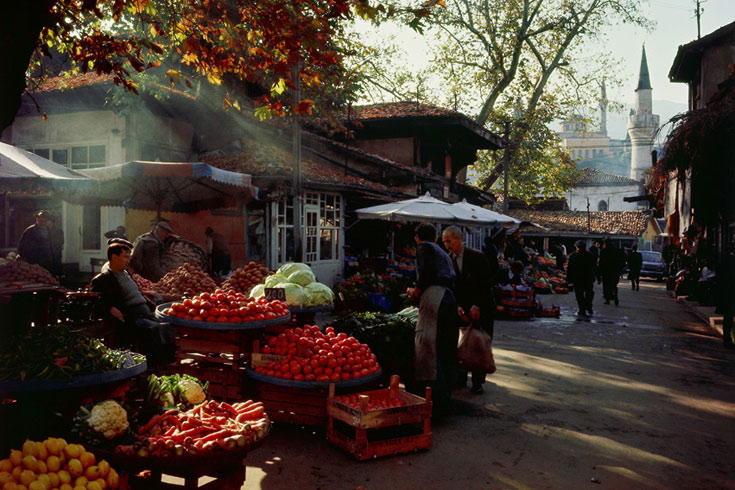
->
[28, 143, 107, 169]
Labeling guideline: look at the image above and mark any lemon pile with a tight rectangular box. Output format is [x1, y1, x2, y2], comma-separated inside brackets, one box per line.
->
[0, 438, 119, 490]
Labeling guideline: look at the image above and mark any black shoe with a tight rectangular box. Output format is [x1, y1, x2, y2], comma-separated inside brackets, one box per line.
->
[470, 385, 483, 394]
[577, 310, 586, 316]
[604, 300, 610, 305]
[587, 309, 593, 315]
[614, 297, 619, 306]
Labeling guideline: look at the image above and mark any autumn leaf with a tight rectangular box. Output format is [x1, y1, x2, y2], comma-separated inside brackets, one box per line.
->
[165, 69, 181, 86]
[295, 99, 314, 115]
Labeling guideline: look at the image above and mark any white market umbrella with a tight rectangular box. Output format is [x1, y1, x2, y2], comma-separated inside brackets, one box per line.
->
[451, 199, 520, 225]
[355, 192, 498, 226]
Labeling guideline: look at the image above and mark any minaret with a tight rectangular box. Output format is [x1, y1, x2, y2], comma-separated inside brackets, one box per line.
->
[627, 45, 660, 181]
[600, 79, 608, 136]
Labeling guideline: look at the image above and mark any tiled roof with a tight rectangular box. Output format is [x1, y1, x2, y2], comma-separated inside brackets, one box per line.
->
[508, 209, 651, 236]
[577, 167, 640, 186]
[34, 72, 114, 92]
[350, 102, 465, 120]
[201, 140, 390, 194]
[320, 137, 438, 179]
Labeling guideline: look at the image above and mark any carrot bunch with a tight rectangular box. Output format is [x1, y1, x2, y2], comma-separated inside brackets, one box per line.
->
[115, 400, 268, 457]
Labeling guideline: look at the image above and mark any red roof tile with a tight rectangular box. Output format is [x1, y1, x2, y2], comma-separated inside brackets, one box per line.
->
[351, 102, 464, 120]
[201, 140, 390, 194]
[508, 209, 651, 236]
[34, 72, 114, 92]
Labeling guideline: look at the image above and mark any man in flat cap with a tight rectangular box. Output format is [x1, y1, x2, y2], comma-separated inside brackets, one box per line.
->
[129, 221, 174, 282]
[17, 210, 56, 275]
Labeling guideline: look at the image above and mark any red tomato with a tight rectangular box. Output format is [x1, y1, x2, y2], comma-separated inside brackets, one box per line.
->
[262, 346, 272, 354]
[360, 368, 370, 377]
[290, 364, 301, 375]
[183, 299, 193, 308]
[313, 366, 324, 376]
[254, 314, 265, 321]
[309, 358, 319, 368]
[244, 315, 254, 322]
[327, 359, 337, 369]
[317, 374, 329, 382]
[325, 326, 335, 334]
[340, 372, 351, 380]
[330, 373, 341, 382]
[267, 337, 278, 347]
[294, 374, 305, 381]
[283, 372, 293, 380]
[216, 315, 228, 323]
[193, 315, 203, 321]
[303, 365, 313, 374]
[324, 367, 333, 376]
[305, 374, 316, 382]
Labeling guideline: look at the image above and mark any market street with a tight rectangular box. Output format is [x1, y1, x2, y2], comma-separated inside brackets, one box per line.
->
[239, 280, 735, 490]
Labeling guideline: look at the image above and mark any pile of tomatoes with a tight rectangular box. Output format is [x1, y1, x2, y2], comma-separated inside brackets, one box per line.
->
[163, 289, 289, 323]
[334, 393, 408, 411]
[254, 326, 380, 382]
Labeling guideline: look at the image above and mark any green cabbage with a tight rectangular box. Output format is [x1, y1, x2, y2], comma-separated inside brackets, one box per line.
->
[304, 282, 334, 306]
[287, 269, 316, 286]
[279, 282, 307, 307]
[249, 284, 265, 298]
[264, 274, 288, 288]
[277, 262, 312, 278]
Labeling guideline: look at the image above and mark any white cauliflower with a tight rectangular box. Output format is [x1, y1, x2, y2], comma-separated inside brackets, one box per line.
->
[87, 400, 129, 439]
[179, 378, 206, 405]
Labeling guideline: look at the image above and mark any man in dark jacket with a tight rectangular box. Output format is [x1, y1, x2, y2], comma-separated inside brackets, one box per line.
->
[598, 239, 626, 305]
[443, 225, 494, 394]
[406, 223, 458, 417]
[17, 210, 55, 274]
[129, 221, 173, 282]
[567, 240, 597, 316]
[92, 239, 175, 364]
[205, 226, 231, 276]
[627, 244, 643, 291]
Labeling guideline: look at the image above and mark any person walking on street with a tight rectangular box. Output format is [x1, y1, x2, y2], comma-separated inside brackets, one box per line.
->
[129, 221, 173, 282]
[17, 210, 56, 275]
[598, 239, 626, 305]
[627, 244, 643, 291]
[442, 226, 494, 394]
[406, 223, 459, 418]
[567, 240, 596, 316]
[716, 245, 735, 349]
[205, 226, 231, 276]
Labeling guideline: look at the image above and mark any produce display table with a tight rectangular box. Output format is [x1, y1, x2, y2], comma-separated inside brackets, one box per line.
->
[246, 355, 382, 427]
[94, 426, 270, 490]
[0, 282, 66, 331]
[155, 303, 291, 401]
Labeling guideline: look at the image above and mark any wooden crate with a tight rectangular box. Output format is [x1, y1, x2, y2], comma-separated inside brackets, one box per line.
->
[177, 359, 246, 402]
[326, 376, 432, 460]
[174, 326, 256, 364]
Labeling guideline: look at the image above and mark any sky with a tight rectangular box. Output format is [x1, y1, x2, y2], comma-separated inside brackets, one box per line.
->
[353, 0, 735, 139]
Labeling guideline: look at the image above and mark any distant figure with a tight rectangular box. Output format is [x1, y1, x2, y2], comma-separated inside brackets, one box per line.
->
[505, 229, 529, 265]
[498, 260, 526, 286]
[483, 225, 506, 285]
[105, 226, 128, 241]
[130, 221, 173, 282]
[598, 239, 626, 306]
[48, 214, 64, 277]
[549, 241, 566, 270]
[589, 241, 601, 265]
[627, 244, 643, 291]
[567, 240, 597, 316]
[17, 210, 55, 275]
[716, 245, 735, 349]
[205, 226, 231, 276]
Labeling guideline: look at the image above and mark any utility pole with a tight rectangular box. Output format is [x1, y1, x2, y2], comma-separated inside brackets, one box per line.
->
[503, 121, 510, 215]
[695, 0, 706, 39]
[292, 62, 302, 262]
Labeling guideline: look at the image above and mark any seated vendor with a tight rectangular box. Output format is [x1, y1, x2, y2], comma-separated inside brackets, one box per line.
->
[91, 239, 175, 366]
[498, 260, 527, 286]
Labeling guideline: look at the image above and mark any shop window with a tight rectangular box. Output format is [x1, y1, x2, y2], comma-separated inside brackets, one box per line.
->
[246, 206, 266, 261]
[275, 192, 341, 266]
[30, 145, 106, 169]
[52, 149, 68, 166]
[32, 149, 49, 159]
[597, 200, 608, 211]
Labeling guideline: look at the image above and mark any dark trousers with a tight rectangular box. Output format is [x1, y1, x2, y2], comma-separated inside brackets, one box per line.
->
[602, 276, 619, 301]
[574, 283, 594, 312]
[629, 272, 640, 290]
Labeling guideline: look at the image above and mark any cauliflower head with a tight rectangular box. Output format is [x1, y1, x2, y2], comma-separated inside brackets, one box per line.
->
[179, 378, 206, 405]
[87, 400, 129, 439]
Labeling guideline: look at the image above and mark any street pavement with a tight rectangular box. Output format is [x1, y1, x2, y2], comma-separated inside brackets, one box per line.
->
[239, 279, 735, 490]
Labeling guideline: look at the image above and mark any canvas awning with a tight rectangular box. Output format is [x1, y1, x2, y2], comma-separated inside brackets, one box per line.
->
[0, 142, 93, 193]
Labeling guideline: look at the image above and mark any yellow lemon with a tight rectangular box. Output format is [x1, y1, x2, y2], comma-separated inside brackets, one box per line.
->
[94, 462, 108, 481]
[61, 446, 78, 462]
[59, 484, 73, 490]
[33, 445, 46, 463]
[104, 470, 118, 490]
[77, 454, 94, 471]
[55, 439, 67, 452]
[94, 478, 106, 490]
[0, 461, 11, 473]
[19, 458, 36, 473]
[46, 472, 58, 489]
[45, 457, 60, 475]
[72, 487, 84, 490]
[72, 477, 87, 489]
[86, 482, 102, 490]
[83, 466, 98, 482]
[66, 460, 82, 480]
[27, 483, 44, 490]
[43, 440, 59, 459]
[3, 481, 18, 490]
[9, 451, 22, 468]
[21, 442, 37, 459]
[18, 470, 35, 487]
[35, 474, 50, 490]
[34, 462, 45, 476]
[57, 470, 71, 485]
